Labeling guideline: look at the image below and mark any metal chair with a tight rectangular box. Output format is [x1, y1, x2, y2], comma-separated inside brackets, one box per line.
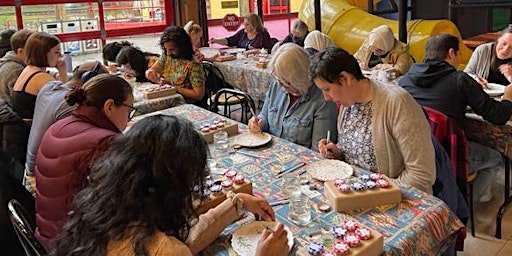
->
[202, 61, 232, 111]
[212, 88, 256, 124]
[7, 199, 47, 256]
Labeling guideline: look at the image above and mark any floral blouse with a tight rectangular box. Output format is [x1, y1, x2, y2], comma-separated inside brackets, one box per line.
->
[157, 55, 204, 89]
[339, 101, 377, 171]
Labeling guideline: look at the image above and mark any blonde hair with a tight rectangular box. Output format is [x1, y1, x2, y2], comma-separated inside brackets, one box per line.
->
[244, 13, 264, 33]
[269, 43, 311, 95]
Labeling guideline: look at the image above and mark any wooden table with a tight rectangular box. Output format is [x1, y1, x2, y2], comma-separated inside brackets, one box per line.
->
[463, 32, 499, 50]
[465, 113, 512, 239]
[135, 104, 464, 255]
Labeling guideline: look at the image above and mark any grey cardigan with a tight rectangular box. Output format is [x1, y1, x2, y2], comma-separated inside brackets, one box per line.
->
[337, 80, 436, 194]
[464, 42, 493, 80]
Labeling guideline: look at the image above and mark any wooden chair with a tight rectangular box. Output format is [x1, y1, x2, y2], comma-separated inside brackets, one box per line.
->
[423, 106, 476, 237]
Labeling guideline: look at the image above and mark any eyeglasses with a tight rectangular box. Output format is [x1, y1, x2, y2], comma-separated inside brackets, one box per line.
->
[120, 103, 137, 120]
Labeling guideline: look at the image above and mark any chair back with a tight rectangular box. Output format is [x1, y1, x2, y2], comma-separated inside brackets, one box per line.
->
[212, 88, 256, 123]
[422, 106, 470, 196]
[202, 61, 232, 111]
[7, 199, 47, 256]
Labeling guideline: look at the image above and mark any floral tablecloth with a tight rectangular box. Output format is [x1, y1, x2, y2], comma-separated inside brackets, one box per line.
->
[140, 104, 465, 256]
[200, 47, 273, 103]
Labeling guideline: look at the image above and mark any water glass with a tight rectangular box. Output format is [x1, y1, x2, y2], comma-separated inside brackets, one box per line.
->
[281, 174, 301, 198]
[288, 193, 312, 226]
[213, 131, 229, 157]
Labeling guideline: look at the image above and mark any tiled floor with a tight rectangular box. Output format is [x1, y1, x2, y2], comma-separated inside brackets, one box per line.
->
[459, 168, 512, 255]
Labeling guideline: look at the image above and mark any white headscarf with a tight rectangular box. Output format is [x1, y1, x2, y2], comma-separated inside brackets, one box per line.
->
[368, 25, 395, 53]
[304, 30, 334, 52]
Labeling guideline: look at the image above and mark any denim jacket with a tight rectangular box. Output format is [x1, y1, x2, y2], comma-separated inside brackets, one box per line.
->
[258, 80, 338, 151]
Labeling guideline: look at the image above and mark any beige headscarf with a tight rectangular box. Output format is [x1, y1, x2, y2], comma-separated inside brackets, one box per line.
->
[304, 30, 334, 52]
[368, 25, 395, 54]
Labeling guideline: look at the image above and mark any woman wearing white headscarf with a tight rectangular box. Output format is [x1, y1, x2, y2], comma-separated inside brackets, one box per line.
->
[304, 30, 334, 56]
[248, 43, 337, 151]
[354, 25, 410, 76]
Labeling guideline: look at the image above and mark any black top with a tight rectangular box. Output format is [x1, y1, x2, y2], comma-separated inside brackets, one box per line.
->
[11, 71, 43, 119]
[398, 60, 512, 128]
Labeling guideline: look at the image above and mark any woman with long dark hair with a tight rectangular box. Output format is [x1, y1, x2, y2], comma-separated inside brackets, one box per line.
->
[116, 45, 159, 83]
[55, 115, 288, 256]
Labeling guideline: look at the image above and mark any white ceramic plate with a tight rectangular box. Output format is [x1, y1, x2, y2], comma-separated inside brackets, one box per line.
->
[307, 159, 354, 181]
[223, 48, 246, 55]
[234, 132, 272, 148]
[232, 221, 294, 256]
[484, 83, 505, 97]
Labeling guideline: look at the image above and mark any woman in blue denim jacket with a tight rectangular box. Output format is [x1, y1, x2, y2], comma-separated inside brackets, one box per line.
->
[248, 43, 338, 151]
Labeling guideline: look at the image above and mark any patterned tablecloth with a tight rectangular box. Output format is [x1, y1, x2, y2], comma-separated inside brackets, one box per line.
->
[138, 104, 464, 256]
[200, 47, 273, 102]
[132, 83, 186, 116]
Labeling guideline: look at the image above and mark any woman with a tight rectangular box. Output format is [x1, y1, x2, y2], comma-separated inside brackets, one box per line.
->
[11, 32, 67, 119]
[146, 26, 205, 103]
[102, 40, 132, 68]
[280, 19, 309, 47]
[116, 45, 159, 82]
[210, 13, 274, 53]
[303, 30, 334, 56]
[248, 43, 337, 151]
[354, 25, 410, 76]
[184, 21, 218, 62]
[35, 74, 134, 252]
[312, 46, 435, 194]
[465, 24, 512, 86]
[55, 115, 289, 256]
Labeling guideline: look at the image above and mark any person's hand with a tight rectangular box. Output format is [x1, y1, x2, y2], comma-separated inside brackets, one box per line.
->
[359, 61, 369, 70]
[107, 63, 119, 74]
[55, 58, 67, 72]
[255, 223, 289, 256]
[248, 116, 263, 133]
[475, 76, 489, 89]
[237, 193, 275, 221]
[318, 139, 341, 159]
[499, 64, 512, 83]
[210, 38, 220, 45]
[146, 69, 160, 83]
[124, 71, 135, 79]
[502, 84, 512, 102]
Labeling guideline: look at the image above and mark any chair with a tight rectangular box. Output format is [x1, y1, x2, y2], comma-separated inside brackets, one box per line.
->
[7, 199, 47, 256]
[201, 61, 232, 111]
[423, 106, 477, 237]
[212, 88, 256, 124]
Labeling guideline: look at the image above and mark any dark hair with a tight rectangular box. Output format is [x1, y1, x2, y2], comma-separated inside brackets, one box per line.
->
[116, 46, 158, 78]
[65, 74, 133, 108]
[55, 115, 208, 256]
[310, 46, 365, 83]
[0, 29, 16, 56]
[10, 29, 33, 52]
[424, 34, 459, 62]
[25, 32, 61, 67]
[159, 26, 194, 60]
[102, 41, 132, 63]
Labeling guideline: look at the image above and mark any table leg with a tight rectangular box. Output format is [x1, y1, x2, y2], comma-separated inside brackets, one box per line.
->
[495, 154, 511, 239]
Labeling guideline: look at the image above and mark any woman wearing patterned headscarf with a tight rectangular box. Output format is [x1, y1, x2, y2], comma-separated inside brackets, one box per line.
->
[354, 25, 410, 76]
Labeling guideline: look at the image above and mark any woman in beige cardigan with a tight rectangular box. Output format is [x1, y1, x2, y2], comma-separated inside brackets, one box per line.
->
[354, 25, 411, 76]
[55, 115, 288, 256]
[312, 46, 435, 194]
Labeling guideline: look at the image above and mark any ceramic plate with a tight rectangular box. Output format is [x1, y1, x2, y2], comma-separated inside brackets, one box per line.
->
[223, 48, 246, 55]
[484, 83, 505, 97]
[307, 159, 354, 181]
[231, 221, 294, 256]
[234, 132, 272, 148]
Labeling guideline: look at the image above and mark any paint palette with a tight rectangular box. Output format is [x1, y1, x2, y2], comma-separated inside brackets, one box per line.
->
[197, 117, 239, 143]
[193, 172, 253, 214]
[324, 173, 401, 212]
